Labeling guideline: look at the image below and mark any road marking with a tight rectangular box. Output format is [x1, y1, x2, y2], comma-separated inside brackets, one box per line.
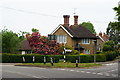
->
[76, 71, 79, 72]
[92, 72, 97, 74]
[104, 73, 110, 76]
[2, 70, 48, 78]
[57, 69, 65, 70]
[70, 70, 74, 71]
[111, 74, 118, 77]
[81, 71, 85, 73]
[105, 63, 117, 66]
[97, 73, 103, 75]
[86, 72, 90, 73]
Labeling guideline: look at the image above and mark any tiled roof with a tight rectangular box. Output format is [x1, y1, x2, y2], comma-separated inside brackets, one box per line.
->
[63, 25, 98, 39]
[18, 40, 32, 51]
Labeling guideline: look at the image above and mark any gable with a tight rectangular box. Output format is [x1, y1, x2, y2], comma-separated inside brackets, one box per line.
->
[51, 24, 73, 37]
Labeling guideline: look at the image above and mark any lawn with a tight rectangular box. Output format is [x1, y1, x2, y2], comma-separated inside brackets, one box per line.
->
[15, 62, 102, 68]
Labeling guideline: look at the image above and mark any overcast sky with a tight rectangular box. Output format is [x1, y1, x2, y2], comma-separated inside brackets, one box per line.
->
[0, 0, 119, 36]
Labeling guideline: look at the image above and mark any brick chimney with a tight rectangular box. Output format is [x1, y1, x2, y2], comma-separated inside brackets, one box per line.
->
[103, 33, 109, 40]
[63, 15, 70, 26]
[99, 32, 102, 37]
[74, 15, 78, 25]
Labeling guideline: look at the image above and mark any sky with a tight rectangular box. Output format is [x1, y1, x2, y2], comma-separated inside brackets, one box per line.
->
[0, 0, 119, 36]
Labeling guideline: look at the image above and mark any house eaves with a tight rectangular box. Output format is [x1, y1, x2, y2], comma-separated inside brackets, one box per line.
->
[51, 24, 73, 37]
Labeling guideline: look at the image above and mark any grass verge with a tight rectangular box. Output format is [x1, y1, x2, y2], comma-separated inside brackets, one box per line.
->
[15, 62, 102, 68]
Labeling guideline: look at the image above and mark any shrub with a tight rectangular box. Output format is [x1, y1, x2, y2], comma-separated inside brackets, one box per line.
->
[2, 53, 64, 63]
[96, 54, 106, 62]
[101, 51, 117, 61]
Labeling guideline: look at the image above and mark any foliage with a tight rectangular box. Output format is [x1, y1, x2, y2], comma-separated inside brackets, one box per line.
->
[2, 53, 107, 63]
[107, 4, 120, 44]
[17, 63, 101, 68]
[79, 22, 96, 33]
[2, 28, 23, 53]
[26, 32, 61, 55]
[96, 54, 106, 62]
[2, 53, 63, 63]
[59, 44, 78, 55]
[101, 51, 117, 61]
[18, 31, 28, 40]
[102, 40, 115, 51]
[32, 28, 39, 32]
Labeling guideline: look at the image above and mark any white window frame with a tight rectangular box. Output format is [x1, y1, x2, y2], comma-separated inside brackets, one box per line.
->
[84, 50, 90, 54]
[56, 35, 67, 43]
[82, 39, 90, 44]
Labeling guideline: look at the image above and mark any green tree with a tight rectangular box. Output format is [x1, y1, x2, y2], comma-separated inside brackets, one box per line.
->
[106, 3, 120, 44]
[79, 22, 96, 33]
[32, 28, 39, 32]
[18, 31, 28, 40]
[102, 40, 115, 51]
[2, 28, 22, 53]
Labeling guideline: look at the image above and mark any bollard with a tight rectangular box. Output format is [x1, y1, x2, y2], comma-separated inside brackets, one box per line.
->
[64, 55, 66, 63]
[22, 56, 25, 63]
[44, 56, 46, 64]
[33, 56, 35, 64]
[76, 60, 78, 67]
[50, 57, 54, 66]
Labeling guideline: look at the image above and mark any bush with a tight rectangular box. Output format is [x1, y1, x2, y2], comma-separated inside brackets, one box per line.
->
[2, 53, 23, 63]
[101, 51, 117, 61]
[2, 52, 115, 63]
[80, 55, 94, 63]
[2, 53, 64, 63]
[96, 54, 106, 62]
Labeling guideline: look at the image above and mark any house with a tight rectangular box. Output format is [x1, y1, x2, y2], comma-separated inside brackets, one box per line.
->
[51, 15, 98, 54]
[96, 32, 109, 51]
[18, 40, 32, 55]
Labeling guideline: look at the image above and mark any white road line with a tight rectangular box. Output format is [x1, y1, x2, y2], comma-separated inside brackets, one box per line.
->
[111, 74, 118, 77]
[81, 71, 85, 73]
[57, 69, 65, 70]
[70, 70, 74, 71]
[86, 72, 90, 73]
[3, 70, 48, 78]
[97, 73, 103, 75]
[106, 69, 118, 73]
[104, 73, 110, 76]
[92, 72, 97, 74]
[76, 71, 79, 72]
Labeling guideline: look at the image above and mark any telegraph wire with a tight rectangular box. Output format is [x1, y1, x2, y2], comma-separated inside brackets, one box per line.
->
[0, 5, 60, 18]
[0, 5, 109, 23]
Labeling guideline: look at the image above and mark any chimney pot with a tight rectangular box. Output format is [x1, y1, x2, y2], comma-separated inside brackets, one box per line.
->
[99, 32, 102, 37]
[63, 15, 70, 26]
[74, 15, 78, 25]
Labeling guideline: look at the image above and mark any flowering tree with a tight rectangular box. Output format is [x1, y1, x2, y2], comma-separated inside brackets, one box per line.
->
[26, 32, 61, 55]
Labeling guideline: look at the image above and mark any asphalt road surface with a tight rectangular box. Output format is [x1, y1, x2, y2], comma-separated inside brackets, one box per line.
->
[1, 62, 119, 79]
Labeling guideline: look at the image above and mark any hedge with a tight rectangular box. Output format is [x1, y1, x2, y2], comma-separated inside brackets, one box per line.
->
[101, 51, 117, 61]
[2, 53, 107, 63]
[2, 54, 64, 63]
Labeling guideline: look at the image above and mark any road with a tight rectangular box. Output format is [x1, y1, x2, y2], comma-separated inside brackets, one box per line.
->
[1, 62, 119, 80]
